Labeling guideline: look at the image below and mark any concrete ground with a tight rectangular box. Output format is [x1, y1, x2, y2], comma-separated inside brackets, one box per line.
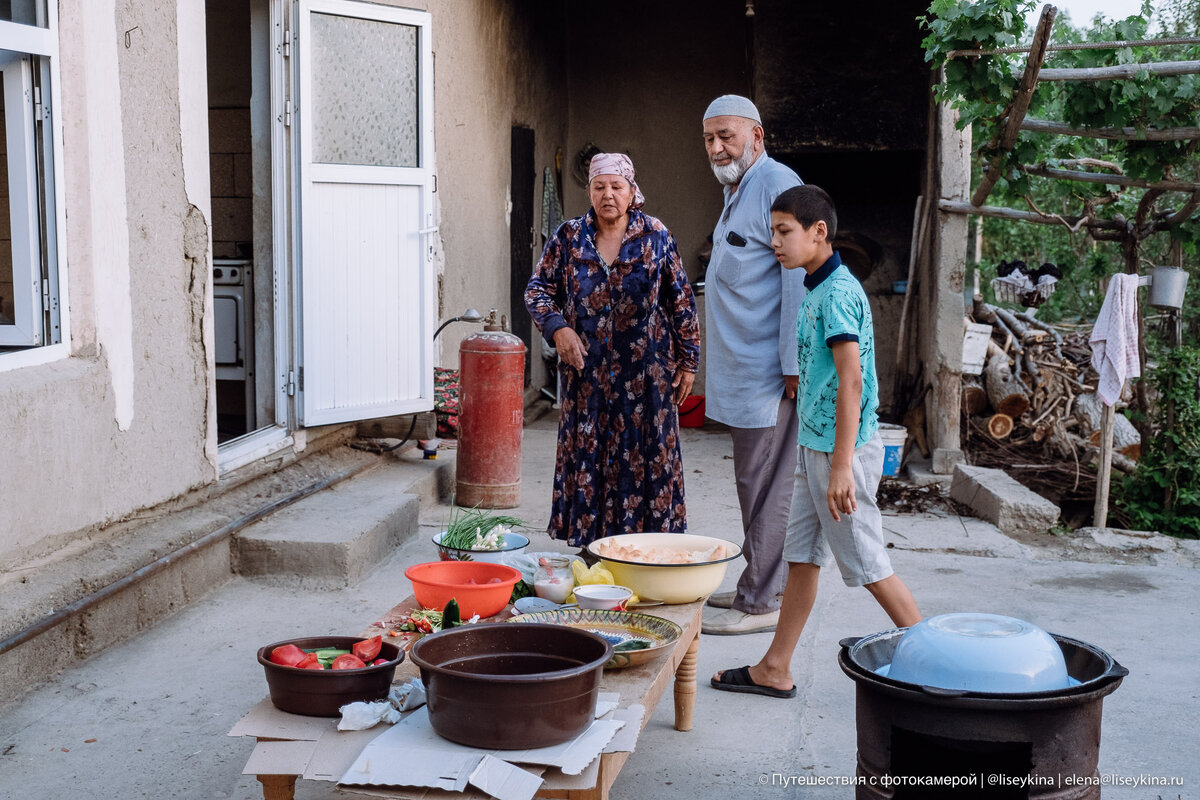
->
[0, 414, 1196, 799]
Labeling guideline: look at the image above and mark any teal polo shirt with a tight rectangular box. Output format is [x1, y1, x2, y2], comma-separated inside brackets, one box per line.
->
[794, 251, 879, 452]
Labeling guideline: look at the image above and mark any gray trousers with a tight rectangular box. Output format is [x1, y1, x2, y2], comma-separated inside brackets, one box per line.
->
[728, 396, 798, 613]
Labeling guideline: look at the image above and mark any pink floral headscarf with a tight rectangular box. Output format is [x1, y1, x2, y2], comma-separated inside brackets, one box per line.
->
[587, 152, 646, 209]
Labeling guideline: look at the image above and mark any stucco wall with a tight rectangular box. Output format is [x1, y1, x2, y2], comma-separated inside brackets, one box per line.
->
[0, 1, 214, 566]
[561, 0, 745, 284]
[393, 0, 568, 373]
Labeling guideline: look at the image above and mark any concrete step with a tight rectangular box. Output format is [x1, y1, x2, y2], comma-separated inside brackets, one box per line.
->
[0, 442, 451, 711]
[232, 457, 448, 588]
[949, 463, 1060, 535]
[903, 455, 954, 488]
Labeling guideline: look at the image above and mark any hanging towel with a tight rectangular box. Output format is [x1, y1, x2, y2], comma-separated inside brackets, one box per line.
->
[1089, 273, 1141, 407]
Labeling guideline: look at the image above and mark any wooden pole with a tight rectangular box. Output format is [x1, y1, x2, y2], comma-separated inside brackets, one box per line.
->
[1020, 164, 1200, 192]
[1037, 59, 1200, 81]
[1094, 402, 1116, 528]
[1020, 117, 1200, 141]
[971, 5, 1057, 208]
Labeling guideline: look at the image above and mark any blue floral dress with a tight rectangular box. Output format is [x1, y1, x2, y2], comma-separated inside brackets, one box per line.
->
[525, 208, 701, 546]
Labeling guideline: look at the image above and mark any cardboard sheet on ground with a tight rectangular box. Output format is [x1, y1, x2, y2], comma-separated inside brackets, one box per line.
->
[340, 707, 625, 800]
[228, 697, 335, 741]
[230, 693, 640, 798]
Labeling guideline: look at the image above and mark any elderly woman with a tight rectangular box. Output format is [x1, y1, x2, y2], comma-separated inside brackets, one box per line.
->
[525, 153, 700, 548]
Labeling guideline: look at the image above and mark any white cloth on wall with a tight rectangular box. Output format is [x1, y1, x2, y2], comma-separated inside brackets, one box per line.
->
[1089, 273, 1141, 407]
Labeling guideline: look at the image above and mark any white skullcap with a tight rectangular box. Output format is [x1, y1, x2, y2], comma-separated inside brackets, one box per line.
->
[703, 94, 762, 124]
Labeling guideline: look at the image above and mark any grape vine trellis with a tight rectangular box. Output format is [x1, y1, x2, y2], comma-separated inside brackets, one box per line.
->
[919, 0, 1200, 525]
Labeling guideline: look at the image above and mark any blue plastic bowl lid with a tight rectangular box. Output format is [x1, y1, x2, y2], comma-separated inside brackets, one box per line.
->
[886, 612, 1070, 693]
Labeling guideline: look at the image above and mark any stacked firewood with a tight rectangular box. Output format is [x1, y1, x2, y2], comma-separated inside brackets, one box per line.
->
[961, 298, 1141, 507]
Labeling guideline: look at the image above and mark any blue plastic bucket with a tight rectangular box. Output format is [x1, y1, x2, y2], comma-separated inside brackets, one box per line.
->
[878, 423, 907, 477]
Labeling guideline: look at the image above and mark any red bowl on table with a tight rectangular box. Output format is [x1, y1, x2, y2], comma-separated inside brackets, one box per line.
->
[404, 561, 522, 619]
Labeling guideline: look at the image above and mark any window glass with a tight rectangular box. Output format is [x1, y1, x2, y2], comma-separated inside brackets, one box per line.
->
[310, 12, 418, 167]
[0, 0, 49, 28]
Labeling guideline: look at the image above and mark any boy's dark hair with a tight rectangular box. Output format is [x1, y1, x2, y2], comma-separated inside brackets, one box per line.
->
[771, 185, 837, 241]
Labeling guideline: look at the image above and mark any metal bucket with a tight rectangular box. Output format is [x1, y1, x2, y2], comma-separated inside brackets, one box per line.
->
[838, 630, 1127, 799]
[1149, 265, 1189, 310]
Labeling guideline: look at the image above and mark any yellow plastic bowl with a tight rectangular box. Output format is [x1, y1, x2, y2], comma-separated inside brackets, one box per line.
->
[586, 533, 742, 604]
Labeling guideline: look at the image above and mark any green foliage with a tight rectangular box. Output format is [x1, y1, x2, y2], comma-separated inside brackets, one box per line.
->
[923, 0, 1200, 327]
[1115, 345, 1200, 538]
[920, 0, 1035, 188]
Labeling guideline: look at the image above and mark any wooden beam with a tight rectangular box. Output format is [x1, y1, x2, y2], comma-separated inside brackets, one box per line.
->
[941, 199, 1195, 236]
[947, 36, 1200, 58]
[1037, 59, 1200, 81]
[1021, 164, 1200, 192]
[971, 5, 1058, 208]
[940, 199, 1126, 229]
[1021, 117, 1200, 141]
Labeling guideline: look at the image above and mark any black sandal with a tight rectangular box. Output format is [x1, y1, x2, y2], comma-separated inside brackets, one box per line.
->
[711, 665, 797, 699]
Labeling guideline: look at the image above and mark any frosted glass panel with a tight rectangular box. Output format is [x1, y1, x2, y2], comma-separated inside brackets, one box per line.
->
[310, 12, 418, 167]
[0, 0, 48, 27]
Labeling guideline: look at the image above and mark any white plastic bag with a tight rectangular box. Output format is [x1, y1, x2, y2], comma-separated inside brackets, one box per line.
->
[337, 678, 427, 730]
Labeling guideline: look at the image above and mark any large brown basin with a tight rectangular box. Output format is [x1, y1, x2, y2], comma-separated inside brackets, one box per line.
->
[409, 622, 612, 749]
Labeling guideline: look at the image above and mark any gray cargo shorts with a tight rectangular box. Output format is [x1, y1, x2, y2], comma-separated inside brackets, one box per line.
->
[781, 434, 893, 587]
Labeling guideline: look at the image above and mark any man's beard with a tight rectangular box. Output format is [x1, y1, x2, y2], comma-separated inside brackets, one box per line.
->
[710, 146, 756, 185]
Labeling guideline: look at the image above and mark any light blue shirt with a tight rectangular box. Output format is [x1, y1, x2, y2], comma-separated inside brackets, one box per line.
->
[795, 253, 880, 452]
[703, 154, 806, 428]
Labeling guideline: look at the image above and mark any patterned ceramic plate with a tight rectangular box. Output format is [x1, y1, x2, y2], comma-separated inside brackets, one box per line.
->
[507, 608, 682, 669]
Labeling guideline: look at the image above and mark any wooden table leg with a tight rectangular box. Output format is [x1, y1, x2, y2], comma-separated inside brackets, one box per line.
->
[673, 633, 699, 731]
[257, 774, 297, 800]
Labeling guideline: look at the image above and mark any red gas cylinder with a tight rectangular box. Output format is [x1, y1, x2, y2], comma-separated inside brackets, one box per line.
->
[455, 311, 526, 509]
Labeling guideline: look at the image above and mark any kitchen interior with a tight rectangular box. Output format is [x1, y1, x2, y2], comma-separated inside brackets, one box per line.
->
[207, 0, 276, 443]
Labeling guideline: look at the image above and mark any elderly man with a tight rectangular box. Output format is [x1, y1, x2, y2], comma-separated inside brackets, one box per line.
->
[700, 95, 806, 635]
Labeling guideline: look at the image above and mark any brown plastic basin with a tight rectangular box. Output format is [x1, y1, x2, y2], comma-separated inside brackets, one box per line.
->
[257, 635, 404, 717]
[409, 622, 612, 749]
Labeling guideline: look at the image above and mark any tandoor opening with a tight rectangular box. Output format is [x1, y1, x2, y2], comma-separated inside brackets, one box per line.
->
[891, 727, 1032, 799]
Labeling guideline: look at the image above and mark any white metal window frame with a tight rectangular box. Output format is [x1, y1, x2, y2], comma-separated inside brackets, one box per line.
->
[0, 10, 69, 368]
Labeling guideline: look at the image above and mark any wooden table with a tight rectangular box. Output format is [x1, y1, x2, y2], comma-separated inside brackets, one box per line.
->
[247, 596, 704, 800]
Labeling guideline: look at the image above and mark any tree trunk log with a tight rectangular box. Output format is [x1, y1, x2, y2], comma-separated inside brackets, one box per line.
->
[987, 413, 1015, 439]
[985, 353, 1031, 418]
[1075, 393, 1141, 459]
[962, 375, 988, 416]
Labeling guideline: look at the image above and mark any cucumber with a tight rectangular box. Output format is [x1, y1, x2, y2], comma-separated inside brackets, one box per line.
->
[305, 647, 351, 665]
[442, 598, 462, 628]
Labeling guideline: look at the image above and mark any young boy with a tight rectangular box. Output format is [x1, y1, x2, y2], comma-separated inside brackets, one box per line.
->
[711, 185, 921, 699]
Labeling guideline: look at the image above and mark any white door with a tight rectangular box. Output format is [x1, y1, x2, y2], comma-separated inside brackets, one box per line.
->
[295, 0, 434, 426]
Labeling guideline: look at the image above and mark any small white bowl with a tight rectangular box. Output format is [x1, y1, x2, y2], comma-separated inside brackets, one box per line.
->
[573, 584, 634, 610]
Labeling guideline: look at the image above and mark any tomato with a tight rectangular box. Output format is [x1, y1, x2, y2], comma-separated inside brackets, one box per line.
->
[269, 643, 307, 667]
[352, 635, 382, 662]
[331, 654, 367, 670]
[371, 658, 388, 666]
[296, 653, 324, 670]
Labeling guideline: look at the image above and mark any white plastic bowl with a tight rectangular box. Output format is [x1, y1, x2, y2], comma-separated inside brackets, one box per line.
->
[432, 531, 530, 564]
[573, 584, 634, 610]
[586, 533, 742, 604]
[887, 612, 1070, 693]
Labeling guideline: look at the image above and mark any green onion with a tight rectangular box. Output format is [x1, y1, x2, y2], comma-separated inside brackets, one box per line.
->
[441, 502, 526, 551]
